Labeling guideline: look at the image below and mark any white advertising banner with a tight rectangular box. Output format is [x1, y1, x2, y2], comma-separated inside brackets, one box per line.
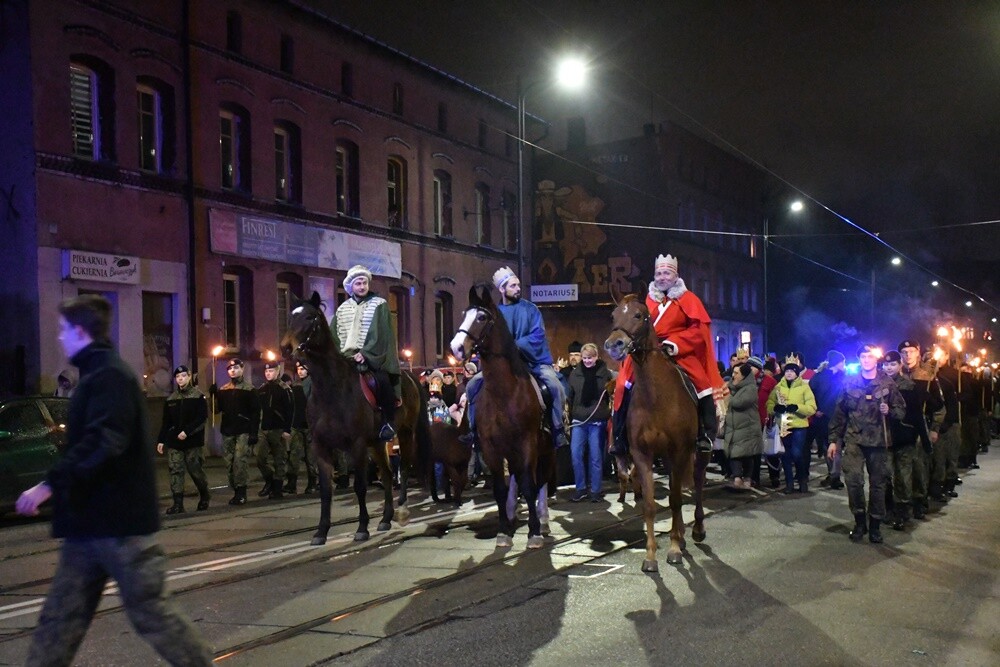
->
[530, 284, 579, 303]
[62, 249, 141, 284]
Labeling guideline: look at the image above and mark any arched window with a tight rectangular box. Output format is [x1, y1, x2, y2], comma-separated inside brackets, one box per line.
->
[220, 102, 251, 192]
[335, 139, 360, 217]
[475, 183, 491, 246]
[435, 291, 453, 361]
[274, 120, 301, 203]
[433, 169, 452, 236]
[70, 55, 115, 162]
[387, 156, 406, 228]
[136, 76, 176, 173]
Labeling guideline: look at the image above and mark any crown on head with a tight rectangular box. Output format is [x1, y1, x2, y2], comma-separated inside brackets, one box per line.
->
[654, 254, 678, 271]
[783, 353, 802, 368]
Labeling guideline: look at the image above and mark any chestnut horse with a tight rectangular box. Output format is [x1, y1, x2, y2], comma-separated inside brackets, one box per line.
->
[449, 285, 554, 548]
[604, 286, 708, 570]
[280, 292, 429, 545]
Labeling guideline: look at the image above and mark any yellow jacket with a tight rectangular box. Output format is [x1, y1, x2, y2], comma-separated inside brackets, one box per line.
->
[766, 377, 817, 429]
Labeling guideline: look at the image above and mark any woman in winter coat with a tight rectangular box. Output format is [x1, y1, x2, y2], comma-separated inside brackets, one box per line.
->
[566, 343, 614, 502]
[723, 363, 763, 490]
[766, 357, 818, 493]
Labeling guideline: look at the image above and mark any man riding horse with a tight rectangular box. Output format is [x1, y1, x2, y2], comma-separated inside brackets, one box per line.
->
[460, 266, 568, 448]
[331, 264, 400, 441]
[610, 253, 725, 456]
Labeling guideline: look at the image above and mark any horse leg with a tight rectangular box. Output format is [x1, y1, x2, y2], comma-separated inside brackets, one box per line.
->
[615, 454, 628, 503]
[537, 482, 550, 537]
[450, 463, 465, 508]
[691, 449, 710, 543]
[635, 455, 660, 572]
[514, 467, 543, 548]
[492, 472, 514, 548]
[372, 444, 395, 532]
[666, 458, 686, 565]
[506, 474, 519, 522]
[311, 460, 333, 546]
[353, 449, 371, 541]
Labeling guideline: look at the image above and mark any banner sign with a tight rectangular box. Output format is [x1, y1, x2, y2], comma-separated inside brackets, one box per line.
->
[530, 284, 579, 303]
[62, 249, 141, 284]
[209, 209, 401, 278]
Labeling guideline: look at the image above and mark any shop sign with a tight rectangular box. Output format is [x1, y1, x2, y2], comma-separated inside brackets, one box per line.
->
[530, 284, 579, 303]
[62, 249, 140, 284]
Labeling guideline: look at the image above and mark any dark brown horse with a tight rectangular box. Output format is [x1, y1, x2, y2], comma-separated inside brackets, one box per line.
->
[449, 285, 554, 548]
[427, 406, 472, 507]
[604, 287, 708, 570]
[280, 292, 429, 545]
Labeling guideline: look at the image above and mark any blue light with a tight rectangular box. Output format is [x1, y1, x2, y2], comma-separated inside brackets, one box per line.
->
[845, 362, 861, 375]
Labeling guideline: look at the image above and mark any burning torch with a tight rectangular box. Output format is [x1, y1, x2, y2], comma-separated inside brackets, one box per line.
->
[211, 345, 224, 426]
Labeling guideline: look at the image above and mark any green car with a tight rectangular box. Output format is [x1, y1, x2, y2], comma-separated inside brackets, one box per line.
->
[0, 397, 69, 514]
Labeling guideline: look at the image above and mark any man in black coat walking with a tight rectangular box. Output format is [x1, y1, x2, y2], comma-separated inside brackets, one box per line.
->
[16, 294, 211, 666]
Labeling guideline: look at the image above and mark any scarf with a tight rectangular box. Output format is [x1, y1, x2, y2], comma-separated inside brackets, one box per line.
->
[580, 362, 601, 405]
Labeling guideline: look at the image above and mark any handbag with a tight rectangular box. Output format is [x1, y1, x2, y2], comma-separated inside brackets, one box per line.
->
[762, 421, 785, 456]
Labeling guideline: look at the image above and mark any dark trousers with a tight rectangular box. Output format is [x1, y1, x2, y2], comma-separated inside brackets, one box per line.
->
[27, 536, 212, 667]
[888, 443, 915, 519]
[781, 428, 810, 489]
[843, 443, 889, 520]
[372, 369, 397, 424]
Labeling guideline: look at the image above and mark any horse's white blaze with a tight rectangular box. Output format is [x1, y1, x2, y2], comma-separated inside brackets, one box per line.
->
[450, 308, 478, 360]
[292, 305, 304, 315]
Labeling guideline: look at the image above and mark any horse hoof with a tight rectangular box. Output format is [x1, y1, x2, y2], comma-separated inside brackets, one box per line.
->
[527, 535, 545, 549]
[395, 508, 410, 526]
[354, 531, 370, 542]
[377, 522, 391, 532]
[692, 528, 707, 543]
[310, 535, 327, 546]
[666, 550, 683, 565]
[617, 495, 626, 504]
[641, 559, 658, 573]
[496, 534, 513, 548]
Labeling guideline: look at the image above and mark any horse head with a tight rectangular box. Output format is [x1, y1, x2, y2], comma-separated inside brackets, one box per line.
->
[280, 291, 331, 360]
[450, 284, 498, 362]
[604, 285, 651, 361]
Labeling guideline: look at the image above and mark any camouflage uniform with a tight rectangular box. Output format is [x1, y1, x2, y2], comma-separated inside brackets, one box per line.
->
[887, 373, 932, 525]
[932, 366, 961, 498]
[256, 377, 291, 497]
[902, 362, 944, 517]
[157, 384, 210, 511]
[829, 371, 906, 522]
[286, 374, 318, 493]
[213, 377, 260, 497]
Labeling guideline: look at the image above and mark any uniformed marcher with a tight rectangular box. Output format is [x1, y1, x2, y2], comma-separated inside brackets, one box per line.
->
[256, 360, 292, 499]
[882, 351, 931, 530]
[898, 340, 944, 520]
[156, 365, 210, 514]
[827, 344, 906, 544]
[285, 361, 318, 494]
[931, 354, 961, 501]
[211, 358, 260, 505]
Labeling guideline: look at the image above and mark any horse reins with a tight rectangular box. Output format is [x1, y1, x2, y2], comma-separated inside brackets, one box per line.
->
[456, 307, 495, 356]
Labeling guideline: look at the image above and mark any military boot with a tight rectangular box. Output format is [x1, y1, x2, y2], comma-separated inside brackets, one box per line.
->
[269, 482, 284, 500]
[196, 481, 210, 511]
[283, 475, 298, 494]
[849, 512, 867, 542]
[258, 478, 273, 497]
[609, 389, 631, 457]
[165, 493, 185, 515]
[868, 517, 883, 544]
[229, 486, 247, 506]
[304, 473, 318, 494]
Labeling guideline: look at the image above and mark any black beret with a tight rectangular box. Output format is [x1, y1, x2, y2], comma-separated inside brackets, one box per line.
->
[264, 361, 280, 370]
[173, 365, 190, 375]
[883, 350, 902, 363]
[568, 341, 583, 353]
[227, 358, 244, 369]
[897, 340, 920, 352]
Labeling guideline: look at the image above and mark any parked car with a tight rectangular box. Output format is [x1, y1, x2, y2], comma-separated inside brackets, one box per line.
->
[0, 397, 68, 514]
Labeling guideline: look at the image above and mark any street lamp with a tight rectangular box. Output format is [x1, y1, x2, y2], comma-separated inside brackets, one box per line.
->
[516, 55, 588, 282]
[762, 199, 804, 354]
[401, 348, 413, 371]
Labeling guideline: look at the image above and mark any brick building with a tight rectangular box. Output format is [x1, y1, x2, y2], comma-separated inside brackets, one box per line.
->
[531, 121, 769, 364]
[0, 0, 527, 396]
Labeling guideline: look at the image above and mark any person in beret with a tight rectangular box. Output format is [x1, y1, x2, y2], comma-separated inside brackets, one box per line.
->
[211, 357, 260, 505]
[157, 365, 210, 514]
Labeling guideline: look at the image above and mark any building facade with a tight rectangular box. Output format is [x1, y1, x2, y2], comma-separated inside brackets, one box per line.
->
[0, 0, 526, 396]
[531, 121, 768, 365]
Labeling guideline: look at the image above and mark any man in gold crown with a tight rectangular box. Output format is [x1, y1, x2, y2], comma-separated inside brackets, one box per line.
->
[611, 253, 725, 455]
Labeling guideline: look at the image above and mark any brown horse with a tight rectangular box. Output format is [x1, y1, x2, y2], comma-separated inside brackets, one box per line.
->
[604, 286, 708, 570]
[449, 285, 554, 548]
[427, 407, 472, 507]
[280, 292, 429, 545]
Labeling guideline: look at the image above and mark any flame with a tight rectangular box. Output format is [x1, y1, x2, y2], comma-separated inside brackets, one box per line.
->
[211, 345, 225, 357]
[932, 346, 945, 362]
[871, 347, 883, 359]
[264, 350, 277, 361]
[951, 327, 963, 352]
[936, 326, 949, 338]
[971, 357, 981, 367]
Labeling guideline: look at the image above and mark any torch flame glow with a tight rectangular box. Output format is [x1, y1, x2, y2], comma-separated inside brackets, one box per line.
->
[936, 326, 949, 338]
[951, 327, 963, 353]
[932, 346, 945, 362]
[871, 347, 884, 359]
[265, 350, 277, 361]
[211, 345, 225, 357]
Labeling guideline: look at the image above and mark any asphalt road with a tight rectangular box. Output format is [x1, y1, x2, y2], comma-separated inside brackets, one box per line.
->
[0, 446, 996, 666]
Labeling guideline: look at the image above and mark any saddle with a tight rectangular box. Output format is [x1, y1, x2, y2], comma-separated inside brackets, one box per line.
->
[530, 376, 556, 434]
[360, 372, 378, 409]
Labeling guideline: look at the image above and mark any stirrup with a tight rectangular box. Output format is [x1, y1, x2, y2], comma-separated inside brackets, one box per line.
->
[378, 422, 396, 441]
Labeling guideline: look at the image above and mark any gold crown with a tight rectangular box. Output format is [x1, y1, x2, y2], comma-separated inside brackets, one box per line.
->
[783, 353, 802, 368]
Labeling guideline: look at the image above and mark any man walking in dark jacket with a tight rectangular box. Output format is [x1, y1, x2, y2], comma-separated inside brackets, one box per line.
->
[809, 350, 847, 489]
[211, 358, 260, 505]
[256, 360, 291, 499]
[156, 365, 210, 514]
[16, 294, 211, 666]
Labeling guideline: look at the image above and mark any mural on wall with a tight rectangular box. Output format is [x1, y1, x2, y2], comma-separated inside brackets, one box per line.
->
[532, 180, 640, 302]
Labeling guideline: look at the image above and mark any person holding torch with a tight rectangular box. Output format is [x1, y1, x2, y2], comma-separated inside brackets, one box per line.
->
[827, 344, 905, 544]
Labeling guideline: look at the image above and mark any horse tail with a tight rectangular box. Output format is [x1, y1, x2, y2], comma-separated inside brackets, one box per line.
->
[407, 370, 433, 485]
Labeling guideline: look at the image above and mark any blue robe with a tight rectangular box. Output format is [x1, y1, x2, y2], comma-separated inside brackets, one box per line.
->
[498, 299, 553, 369]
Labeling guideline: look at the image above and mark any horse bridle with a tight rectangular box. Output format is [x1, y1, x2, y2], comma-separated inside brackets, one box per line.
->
[294, 311, 323, 354]
[609, 311, 656, 356]
[456, 307, 495, 355]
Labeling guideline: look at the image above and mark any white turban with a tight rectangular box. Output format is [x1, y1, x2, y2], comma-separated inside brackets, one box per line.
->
[655, 254, 678, 272]
[492, 266, 516, 290]
[343, 265, 372, 296]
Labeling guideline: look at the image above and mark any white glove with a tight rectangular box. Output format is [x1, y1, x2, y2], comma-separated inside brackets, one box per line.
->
[661, 340, 679, 356]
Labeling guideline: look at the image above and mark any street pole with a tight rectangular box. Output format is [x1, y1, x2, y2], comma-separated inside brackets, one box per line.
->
[516, 77, 526, 283]
[870, 266, 875, 339]
[762, 216, 769, 356]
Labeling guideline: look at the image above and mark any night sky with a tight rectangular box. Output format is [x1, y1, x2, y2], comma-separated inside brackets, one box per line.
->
[311, 0, 1000, 358]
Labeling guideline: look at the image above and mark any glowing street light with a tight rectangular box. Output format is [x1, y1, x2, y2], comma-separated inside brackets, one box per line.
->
[789, 200, 804, 213]
[554, 56, 588, 91]
[965, 301, 973, 307]
[931, 280, 939, 287]
[890, 257, 901, 266]
[401, 348, 413, 370]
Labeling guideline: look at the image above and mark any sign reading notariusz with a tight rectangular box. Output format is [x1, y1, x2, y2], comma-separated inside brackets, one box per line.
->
[208, 209, 401, 278]
[62, 250, 141, 284]
[530, 284, 579, 303]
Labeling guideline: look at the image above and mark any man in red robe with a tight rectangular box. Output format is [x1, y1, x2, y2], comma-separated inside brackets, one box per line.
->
[610, 253, 726, 455]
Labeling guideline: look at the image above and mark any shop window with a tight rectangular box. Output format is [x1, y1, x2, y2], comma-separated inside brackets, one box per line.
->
[142, 292, 174, 397]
